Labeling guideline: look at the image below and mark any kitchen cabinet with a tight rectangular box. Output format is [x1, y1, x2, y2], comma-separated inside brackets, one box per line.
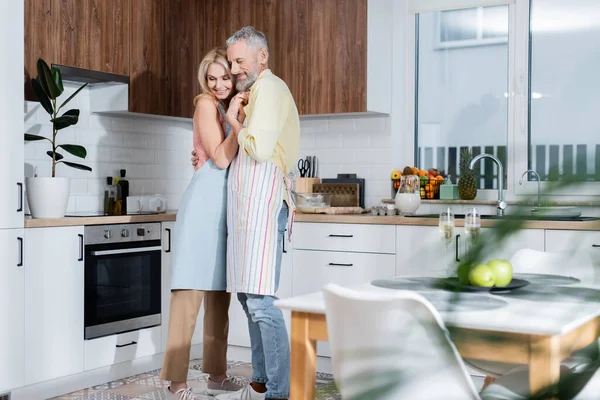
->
[130, 0, 211, 118]
[25, 0, 387, 117]
[228, 227, 294, 348]
[23, 226, 85, 385]
[0, 229, 25, 393]
[205, 0, 372, 115]
[161, 221, 174, 351]
[292, 222, 396, 356]
[293, 222, 395, 254]
[395, 225, 454, 277]
[395, 225, 545, 277]
[160, 221, 204, 350]
[1, 0, 24, 229]
[24, 0, 130, 98]
[84, 326, 162, 371]
[546, 230, 600, 284]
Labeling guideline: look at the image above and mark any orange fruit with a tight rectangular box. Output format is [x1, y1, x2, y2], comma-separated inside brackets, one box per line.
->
[412, 167, 419, 175]
[436, 175, 444, 181]
[418, 170, 427, 177]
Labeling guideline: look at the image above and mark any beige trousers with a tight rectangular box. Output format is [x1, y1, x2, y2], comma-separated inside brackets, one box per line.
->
[160, 290, 231, 382]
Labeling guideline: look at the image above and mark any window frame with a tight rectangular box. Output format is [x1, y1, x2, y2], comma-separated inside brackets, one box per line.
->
[408, 0, 600, 201]
[435, 6, 509, 49]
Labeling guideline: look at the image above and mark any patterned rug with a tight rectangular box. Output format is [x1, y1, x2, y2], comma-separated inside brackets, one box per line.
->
[51, 359, 340, 400]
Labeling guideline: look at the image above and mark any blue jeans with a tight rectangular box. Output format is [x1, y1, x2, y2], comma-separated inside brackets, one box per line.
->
[237, 203, 290, 399]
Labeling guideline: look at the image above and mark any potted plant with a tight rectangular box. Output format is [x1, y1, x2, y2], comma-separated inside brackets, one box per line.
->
[24, 58, 91, 218]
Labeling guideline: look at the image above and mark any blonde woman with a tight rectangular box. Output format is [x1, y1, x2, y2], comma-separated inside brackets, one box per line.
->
[160, 47, 245, 400]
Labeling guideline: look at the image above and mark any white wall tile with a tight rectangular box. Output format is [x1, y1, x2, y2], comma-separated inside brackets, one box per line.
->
[133, 149, 155, 164]
[111, 148, 135, 162]
[25, 101, 393, 211]
[356, 116, 386, 132]
[328, 118, 356, 133]
[342, 132, 370, 148]
[315, 133, 342, 149]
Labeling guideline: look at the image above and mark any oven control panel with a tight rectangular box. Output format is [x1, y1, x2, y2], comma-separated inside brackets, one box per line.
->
[85, 223, 161, 245]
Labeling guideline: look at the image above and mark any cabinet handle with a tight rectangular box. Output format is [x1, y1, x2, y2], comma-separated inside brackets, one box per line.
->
[78, 234, 84, 261]
[455, 234, 461, 262]
[17, 237, 23, 267]
[17, 182, 23, 212]
[592, 244, 600, 248]
[328, 234, 353, 238]
[282, 228, 287, 254]
[328, 262, 353, 267]
[165, 228, 172, 253]
[116, 341, 137, 348]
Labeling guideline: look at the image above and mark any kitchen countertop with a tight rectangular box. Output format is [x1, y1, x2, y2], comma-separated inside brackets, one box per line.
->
[24, 210, 600, 231]
[24, 211, 178, 228]
[382, 198, 600, 207]
[294, 212, 600, 231]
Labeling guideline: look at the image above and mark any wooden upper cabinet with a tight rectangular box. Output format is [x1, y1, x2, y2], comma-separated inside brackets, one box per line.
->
[25, 0, 369, 117]
[203, 0, 366, 115]
[305, 0, 367, 114]
[24, 0, 129, 92]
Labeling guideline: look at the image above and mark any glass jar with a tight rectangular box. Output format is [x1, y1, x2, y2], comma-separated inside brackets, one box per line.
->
[395, 175, 421, 215]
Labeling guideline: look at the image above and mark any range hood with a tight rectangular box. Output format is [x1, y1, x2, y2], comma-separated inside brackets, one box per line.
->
[52, 64, 129, 113]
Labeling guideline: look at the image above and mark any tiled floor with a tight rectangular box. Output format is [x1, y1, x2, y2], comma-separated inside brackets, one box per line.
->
[51, 359, 341, 400]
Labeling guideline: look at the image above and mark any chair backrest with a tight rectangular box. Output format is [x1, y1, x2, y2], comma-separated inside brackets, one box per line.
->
[323, 284, 481, 400]
[509, 248, 595, 284]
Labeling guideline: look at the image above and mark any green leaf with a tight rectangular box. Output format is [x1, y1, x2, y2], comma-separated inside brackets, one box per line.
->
[62, 161, 92, 172]
[36, 58, 61, 99]
[46, 151, 64, 161]
[58, 144, 87, 159]
[51, 109, 80, 130]
[52, 67, 64, 95]
[59, 82, 88, 111]
[31, 78, 53, 114]
[24, 134, 49, 142]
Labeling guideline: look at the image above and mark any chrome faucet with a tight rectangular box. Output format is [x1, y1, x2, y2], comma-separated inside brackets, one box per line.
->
[519, 169, 541, 208]
[469, 153, 507, 216]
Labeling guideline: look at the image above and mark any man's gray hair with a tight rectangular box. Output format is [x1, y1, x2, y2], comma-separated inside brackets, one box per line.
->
[226, 26, 269, 52]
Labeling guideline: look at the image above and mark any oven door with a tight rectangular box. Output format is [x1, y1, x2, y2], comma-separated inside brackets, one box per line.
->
[84, 240, 162, 339]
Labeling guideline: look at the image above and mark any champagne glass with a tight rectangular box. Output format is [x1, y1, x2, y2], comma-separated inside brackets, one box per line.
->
[439, 208, 455, 276]
[465, 207, 481, 254]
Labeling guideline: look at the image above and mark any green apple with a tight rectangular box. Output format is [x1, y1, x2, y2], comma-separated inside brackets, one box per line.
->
[487, 259, 513, 287]
[457, 262, 471, 285]
[468, 263, 495, 287]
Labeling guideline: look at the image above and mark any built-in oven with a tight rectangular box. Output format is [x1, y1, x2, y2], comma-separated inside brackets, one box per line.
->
[84, 222, 162, 340]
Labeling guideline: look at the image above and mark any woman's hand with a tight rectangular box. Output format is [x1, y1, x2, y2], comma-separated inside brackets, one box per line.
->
[226, 92, 248, 126]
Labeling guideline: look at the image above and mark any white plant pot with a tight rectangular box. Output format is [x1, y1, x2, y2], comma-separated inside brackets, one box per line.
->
[25, 177, 70, 219]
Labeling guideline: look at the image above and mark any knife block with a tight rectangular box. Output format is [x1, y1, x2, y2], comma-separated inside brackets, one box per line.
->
[295, 178, 320, 193]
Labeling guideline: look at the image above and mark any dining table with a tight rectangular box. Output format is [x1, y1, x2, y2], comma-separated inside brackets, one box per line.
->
[274, 277, 600, 400]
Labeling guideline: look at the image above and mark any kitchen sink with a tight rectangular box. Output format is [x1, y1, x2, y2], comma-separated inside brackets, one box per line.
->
[405, 213, 600, 222]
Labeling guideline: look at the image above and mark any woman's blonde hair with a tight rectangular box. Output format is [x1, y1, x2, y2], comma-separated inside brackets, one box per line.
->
[193, 47, 234, 105]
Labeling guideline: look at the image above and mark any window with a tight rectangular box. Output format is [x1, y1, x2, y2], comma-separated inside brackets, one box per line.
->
[527, 0, 600, 182]
[416, 6, 510, 189]
[438, 6, 509, 48]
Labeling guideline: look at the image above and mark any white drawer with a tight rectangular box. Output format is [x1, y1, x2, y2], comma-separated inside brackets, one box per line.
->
[293, 223, 395, 254]
[85, 326, 162, 371]
[292, 249, 395, 357]
[292, 249, 396, 296]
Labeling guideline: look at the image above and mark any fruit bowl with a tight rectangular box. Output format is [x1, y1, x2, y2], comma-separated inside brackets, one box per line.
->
[443, 277, 530, 294]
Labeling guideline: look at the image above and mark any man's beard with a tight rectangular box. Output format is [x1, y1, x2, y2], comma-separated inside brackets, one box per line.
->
[235, 70, 258, 91]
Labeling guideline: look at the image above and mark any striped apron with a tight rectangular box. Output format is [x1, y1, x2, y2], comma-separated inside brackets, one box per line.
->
[226, 147, 294, 296]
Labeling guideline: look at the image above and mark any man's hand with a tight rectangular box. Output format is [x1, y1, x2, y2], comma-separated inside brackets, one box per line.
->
[226, 92, 248, 127]
[191, 149, 199, 168]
